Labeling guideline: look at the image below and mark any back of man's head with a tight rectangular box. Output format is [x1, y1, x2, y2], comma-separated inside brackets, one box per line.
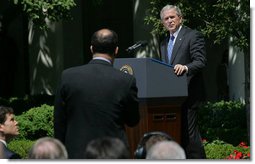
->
[29, 137, 68, 159]
[146, 140, 186, 159]
[84, 136, 130, 159]
[91, 28, 118, 55]
[134, 131, 173, 159]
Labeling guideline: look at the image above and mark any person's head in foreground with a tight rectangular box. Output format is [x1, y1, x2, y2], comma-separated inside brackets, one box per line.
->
[146, 140, 186, 159]
[29, 137, 68, 159]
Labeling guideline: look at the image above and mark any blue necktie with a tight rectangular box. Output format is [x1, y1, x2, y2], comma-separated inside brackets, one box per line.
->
[167, 35, 175, 63]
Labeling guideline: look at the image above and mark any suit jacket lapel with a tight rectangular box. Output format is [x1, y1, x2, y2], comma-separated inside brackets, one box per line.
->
[170, 27, 187, 64]
[161, 36, 169, 64]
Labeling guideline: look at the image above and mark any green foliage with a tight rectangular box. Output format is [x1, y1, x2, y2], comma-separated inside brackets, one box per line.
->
[198, 101, 248, 146]
[144, 0, 249, 52]
[204, 140, 235, 159]
[204, 140, 250, 159]
[15, 104, 54, 140]
[8, 139, 35, 159]
[144, 0, 167, 37]
[11, 0, 76, 30]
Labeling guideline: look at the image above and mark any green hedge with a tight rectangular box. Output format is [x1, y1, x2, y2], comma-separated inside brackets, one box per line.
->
[8, 140, 35, 159]
[198, 101, 248, 146]
[15, 104, 54, 140]
[204, 140, 250, 159]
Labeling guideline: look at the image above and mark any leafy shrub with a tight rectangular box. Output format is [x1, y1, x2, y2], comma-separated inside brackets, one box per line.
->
[204, 140, 250, 159]
[15, 104, 54, 140]
[204, 140, 235, 159]
[198, 101, 248, 145]
[8, 139, 35, 159]
[226, 142, 250, 159]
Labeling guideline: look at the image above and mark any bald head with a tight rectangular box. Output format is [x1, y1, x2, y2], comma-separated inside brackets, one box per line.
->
[91, 28, 118, 55]
[97, 29, 114, 37]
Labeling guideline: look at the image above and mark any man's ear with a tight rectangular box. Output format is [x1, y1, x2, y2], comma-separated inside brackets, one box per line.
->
[114, 47, 119, 56]
[179, 16, 183, 24]
[90, 45, 94, 53]
[0, 124, 4, 132]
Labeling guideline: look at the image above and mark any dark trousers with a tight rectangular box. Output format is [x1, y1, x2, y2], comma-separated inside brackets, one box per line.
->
[181, 103, 206, 159]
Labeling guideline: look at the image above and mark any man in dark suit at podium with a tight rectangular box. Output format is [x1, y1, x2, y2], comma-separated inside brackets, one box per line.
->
[54, 28, 140, 159]
[159, 5, 207, 159]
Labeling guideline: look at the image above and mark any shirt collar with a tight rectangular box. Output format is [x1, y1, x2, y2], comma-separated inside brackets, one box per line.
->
[171, 25, 182, 38]
[0, 139, 7, 147]
[93, 57, 112, 64]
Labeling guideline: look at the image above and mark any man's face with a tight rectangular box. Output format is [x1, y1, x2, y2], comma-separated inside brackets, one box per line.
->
[0, 113, 19, 138]
[161, 8, 182, 34]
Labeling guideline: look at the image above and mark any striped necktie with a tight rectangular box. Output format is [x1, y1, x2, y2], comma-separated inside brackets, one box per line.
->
[167, 35, 175, 63]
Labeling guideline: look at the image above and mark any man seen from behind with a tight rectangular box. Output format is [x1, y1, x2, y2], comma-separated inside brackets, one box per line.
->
[54, 28, 140, 159]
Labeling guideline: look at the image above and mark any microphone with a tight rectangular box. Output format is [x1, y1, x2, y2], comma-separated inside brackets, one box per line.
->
[126, 40, 148, 53]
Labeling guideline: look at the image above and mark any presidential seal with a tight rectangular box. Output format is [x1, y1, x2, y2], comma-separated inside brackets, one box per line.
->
[120, 64, 133, 75]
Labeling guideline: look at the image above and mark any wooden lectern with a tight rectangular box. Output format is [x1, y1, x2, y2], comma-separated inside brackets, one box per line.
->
[114, 58, 188, 158]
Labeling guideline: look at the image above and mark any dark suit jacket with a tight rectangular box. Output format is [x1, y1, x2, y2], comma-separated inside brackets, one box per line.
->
[54, 59, 140, 159]
[0, 142, 21, 159]
[160, 26, 207, 108]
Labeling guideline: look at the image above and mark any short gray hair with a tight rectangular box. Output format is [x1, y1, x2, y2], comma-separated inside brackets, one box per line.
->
[146, 140, 186, 159]
[29, 137, 68, 159]
[160, 5, 183, 20]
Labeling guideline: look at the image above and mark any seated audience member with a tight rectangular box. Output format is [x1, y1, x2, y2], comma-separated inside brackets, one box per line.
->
[0, 106, 21, 159]
[28, 137, 68, 159]
[84, 136, 130, 159]
[146, 140, 186, 159]
[134, 131, 173, 159]
[0, 142, 4, 158]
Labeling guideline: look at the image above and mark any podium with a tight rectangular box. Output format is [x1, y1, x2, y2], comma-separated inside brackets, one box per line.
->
[114, 58, 188, 158]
